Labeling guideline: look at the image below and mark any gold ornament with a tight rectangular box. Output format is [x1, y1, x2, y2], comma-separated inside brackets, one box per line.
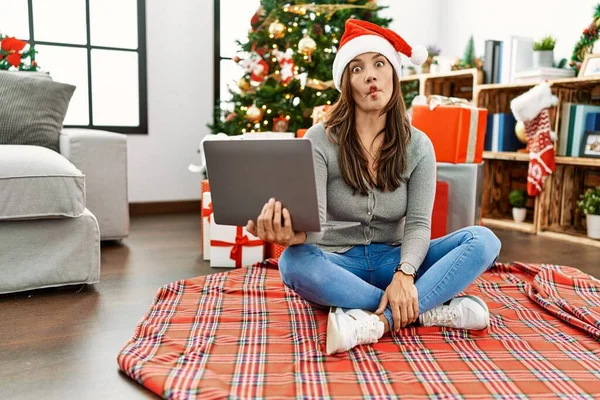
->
[238, 78, 250, 92]
[246, 104, 263, 123]
[299, 35, 317, 62]
[515, 121, 527, 144]
[268, 21, 286, 39]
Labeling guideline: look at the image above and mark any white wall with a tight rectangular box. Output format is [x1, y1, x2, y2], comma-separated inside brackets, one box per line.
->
[437, 0, 599, 63]
[378, 0, 441, 63]
[127, 0, 212, 202]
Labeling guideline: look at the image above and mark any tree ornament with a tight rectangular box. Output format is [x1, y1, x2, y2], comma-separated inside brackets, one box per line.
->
[298, 35, 317, 62]
[237, 78, 250, 92]
[268, 21, 286, 39]
[312, 23, 323, 36]
[236, 52, 269, 85]
[250, 5, 266, 32]
[246, 104, 263, 123]
[273, 48, 295, 85]
[273, 115, 289, 132]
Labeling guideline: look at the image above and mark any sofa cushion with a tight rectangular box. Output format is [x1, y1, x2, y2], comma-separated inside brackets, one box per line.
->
[0, 71, 75, 152]
[0, 145, 85, 220]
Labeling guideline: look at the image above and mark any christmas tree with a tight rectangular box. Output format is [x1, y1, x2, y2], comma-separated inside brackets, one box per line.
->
[209, 0, 392, 136]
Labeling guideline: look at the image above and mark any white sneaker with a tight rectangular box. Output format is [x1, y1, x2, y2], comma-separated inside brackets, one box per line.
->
[418, 295, 490, 330]
[326, 307, 385, 355]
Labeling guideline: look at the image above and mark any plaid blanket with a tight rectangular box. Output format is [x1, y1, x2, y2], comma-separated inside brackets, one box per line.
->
[117, 262, 600, 399]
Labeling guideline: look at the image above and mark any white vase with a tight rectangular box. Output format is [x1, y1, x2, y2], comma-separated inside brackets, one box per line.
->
[586, 214, 600, 239]
[512, 207, 527, 223]
[533, 50, 553, 68]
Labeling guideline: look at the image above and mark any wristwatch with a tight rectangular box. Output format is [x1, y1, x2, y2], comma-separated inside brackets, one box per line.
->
[394, 262, 416, 278]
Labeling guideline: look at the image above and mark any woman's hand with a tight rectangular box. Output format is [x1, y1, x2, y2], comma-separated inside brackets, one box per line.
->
[375, 271, 419, 331]
[246, 198, 306, 246]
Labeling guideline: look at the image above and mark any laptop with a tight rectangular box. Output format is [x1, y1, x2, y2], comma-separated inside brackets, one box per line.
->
[203, 138, 361, 232]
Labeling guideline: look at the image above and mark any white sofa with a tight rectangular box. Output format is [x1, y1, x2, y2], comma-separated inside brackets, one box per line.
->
[0, 128, 129, 294]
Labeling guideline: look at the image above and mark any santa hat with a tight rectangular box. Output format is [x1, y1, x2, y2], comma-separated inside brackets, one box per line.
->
[333, 19, 428, 92]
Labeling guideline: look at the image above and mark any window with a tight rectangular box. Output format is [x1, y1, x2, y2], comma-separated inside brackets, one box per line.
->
[214, 0, 260, 120]
[0, 0, 147, 134]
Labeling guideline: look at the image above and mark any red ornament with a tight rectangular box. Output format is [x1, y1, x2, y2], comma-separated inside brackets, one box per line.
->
[273, 49, 295, 85]
[273, 115, 289, 132]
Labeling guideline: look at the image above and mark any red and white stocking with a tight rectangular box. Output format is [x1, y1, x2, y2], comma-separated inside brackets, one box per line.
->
[510, 82, 558, 197]
[524, 109, 555, 196]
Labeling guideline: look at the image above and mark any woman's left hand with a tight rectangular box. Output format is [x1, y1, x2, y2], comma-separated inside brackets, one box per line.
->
[375, 272, 419, 331]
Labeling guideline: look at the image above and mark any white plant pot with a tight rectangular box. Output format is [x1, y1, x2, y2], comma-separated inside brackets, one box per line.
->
[586, 214, 600, 239]
[533, 50, 554, 68]
[512, 207, 527, 223]
[430, 64, 440, 74]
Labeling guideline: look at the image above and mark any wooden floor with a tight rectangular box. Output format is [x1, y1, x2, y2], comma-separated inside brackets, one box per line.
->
[1, 213, 599, 399]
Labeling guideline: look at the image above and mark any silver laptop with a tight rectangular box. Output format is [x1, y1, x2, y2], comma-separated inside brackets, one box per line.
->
[203, 138, 360, 232]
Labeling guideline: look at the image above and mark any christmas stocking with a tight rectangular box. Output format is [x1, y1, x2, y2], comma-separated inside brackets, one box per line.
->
[510, 82, 558, 197]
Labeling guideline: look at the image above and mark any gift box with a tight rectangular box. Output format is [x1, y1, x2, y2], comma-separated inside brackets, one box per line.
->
[296, 129, 308, 138]
[412, 101, 488, 163]
[437, 162, 484, 232]
[431, 181, 448, 239]
[201, 179, 210, 196]
[200, 179, 211, 257]
[210, 224, 265, 268]
[201, 192, 213, 260]
[266, 242, 287, 259]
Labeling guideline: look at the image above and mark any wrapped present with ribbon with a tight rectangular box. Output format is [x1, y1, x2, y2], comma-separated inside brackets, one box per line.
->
[210, 224, 265, 268]
[437, 162, 484, 232]
[200, 179, 211, 257]
[201, 192, 213, 260]
[411, 95, 488, 164]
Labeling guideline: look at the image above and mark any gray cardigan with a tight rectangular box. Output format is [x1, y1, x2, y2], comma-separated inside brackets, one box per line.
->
[303, 123, 436, 271]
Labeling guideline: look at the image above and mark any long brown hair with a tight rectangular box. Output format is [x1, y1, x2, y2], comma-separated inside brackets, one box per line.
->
[324, 65, 412, 196]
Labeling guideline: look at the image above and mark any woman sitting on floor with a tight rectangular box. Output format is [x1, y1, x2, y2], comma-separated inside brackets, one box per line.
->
[246, 18, 502, 355]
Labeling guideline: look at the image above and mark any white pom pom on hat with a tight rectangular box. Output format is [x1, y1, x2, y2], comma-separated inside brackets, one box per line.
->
[332, 19, 428, 92]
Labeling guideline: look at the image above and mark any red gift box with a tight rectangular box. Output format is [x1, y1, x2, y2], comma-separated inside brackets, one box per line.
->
[412, 104, 488, 163]
[201, 179, 211, 254]
[431, 181, 448, 239]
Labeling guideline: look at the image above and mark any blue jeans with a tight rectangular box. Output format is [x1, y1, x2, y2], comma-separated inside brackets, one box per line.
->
[278, 226, 501, 329]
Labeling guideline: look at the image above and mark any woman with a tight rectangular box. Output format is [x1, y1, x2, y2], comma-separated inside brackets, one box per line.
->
[246, 19, 501, 355]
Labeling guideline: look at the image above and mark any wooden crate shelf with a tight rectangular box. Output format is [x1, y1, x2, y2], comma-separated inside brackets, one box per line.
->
[400, 68, 482, 102]
[484, 151, 600, 167]
[407, 69, 600, 246]
[482, 218, 536, 234]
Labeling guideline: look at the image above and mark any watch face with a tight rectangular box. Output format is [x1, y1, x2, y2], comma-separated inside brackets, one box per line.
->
[401, 264, 416, 276]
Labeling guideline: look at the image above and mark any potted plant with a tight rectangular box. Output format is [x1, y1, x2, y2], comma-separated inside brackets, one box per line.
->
[578, 187, 600, 239]
[532, 35, 556, 68]
[422, 45, 441, 74]
[509, 189, 527, 222]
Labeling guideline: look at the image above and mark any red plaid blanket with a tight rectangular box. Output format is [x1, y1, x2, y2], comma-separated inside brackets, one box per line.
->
[117, 262, 600, 399]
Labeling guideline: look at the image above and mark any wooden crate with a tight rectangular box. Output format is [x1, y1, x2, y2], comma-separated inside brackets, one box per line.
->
[538, 164, 600, 239]
[482, 159, 537, 232]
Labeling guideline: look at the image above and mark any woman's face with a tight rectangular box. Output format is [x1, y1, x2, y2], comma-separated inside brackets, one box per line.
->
[347, 52, 395, 113]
